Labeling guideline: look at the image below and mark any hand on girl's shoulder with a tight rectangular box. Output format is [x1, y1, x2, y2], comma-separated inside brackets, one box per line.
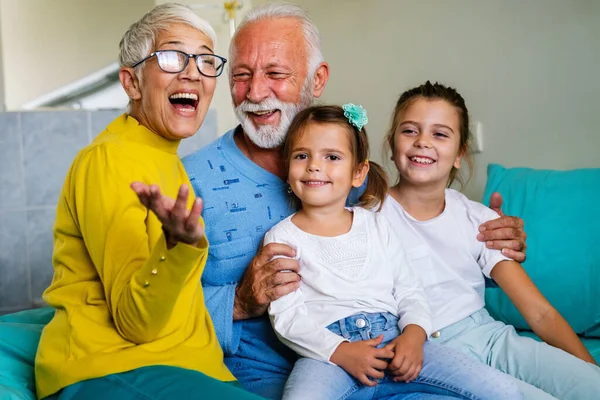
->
[446, 189, 502, 226]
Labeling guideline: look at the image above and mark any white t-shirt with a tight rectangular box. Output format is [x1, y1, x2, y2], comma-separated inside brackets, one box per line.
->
[380, 189, 511, 332]
[265, 207, 432, 363]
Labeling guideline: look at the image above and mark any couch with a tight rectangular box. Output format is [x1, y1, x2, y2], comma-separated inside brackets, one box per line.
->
[482, 164, 600, 363]
[1, 163, 598, 399]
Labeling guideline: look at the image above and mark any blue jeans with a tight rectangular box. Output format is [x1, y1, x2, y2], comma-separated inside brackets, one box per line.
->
[283, 312, 521, 400]
[433, 308, 600, 400]
[44, 365, 263, 400]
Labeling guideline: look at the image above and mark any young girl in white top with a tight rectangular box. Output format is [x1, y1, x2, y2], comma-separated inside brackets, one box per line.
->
[380, 81, 600, 400]
[265, 104, 521, 400]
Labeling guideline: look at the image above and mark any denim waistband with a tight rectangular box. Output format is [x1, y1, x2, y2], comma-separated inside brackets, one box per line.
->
[326, 312, 398, 337]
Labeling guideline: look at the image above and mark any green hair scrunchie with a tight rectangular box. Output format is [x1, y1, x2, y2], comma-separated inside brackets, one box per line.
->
[342, 103, 368, 130]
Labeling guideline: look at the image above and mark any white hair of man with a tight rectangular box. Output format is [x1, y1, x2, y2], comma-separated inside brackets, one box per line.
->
[231, 3, 325, 149]
[231, 2, 324, 77]
[119, 3, 217, 109]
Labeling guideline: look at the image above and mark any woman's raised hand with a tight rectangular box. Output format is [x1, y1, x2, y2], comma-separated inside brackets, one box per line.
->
[131, 182, 204, 249]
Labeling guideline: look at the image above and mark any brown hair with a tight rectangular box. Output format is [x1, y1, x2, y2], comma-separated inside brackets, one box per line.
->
[282, 105, 388, 211]
[384, 81, 473, 188]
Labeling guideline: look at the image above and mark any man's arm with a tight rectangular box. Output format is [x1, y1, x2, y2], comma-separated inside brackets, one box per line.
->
[201, 241, 301, 355]
[478, 192, 527, 262]
[203, 284, 239, 354]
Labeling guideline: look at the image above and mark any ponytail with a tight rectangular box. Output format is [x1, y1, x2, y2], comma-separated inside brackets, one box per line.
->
[358, 161, 388, 212]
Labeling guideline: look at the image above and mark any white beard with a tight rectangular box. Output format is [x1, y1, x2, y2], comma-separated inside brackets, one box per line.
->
[234, 79, 314, 149]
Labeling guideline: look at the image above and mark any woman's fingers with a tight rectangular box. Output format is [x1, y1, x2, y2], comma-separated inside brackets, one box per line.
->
[130, 182, 151, 208]
[132, 182, 205, 246]
[166, 186, 204, 244]
[148, 184, 172, 222]
[167, 184, 188, 222]
[185, 197, 204, 233]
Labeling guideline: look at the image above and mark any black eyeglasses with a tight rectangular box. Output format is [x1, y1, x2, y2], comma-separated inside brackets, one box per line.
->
[131, 50, 227, 78]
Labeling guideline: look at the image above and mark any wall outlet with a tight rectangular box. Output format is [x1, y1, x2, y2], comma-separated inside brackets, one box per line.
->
[470, 121, 484, 153]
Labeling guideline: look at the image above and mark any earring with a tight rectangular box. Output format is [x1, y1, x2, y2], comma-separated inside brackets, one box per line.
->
[287, 185, 293, 194]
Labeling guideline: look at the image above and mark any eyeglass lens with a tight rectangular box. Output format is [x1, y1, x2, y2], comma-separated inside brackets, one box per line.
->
[156, 51, 224, 77]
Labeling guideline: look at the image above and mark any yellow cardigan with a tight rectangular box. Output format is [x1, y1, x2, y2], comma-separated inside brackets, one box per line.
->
[35, 114, 234, 399]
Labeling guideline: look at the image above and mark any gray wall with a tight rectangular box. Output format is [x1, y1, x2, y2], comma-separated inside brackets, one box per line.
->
[286, 0, 600, 200]
[0, 109, 218, 313]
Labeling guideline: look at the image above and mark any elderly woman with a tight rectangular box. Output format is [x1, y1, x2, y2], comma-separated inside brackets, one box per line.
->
[34, 4, 261, 399]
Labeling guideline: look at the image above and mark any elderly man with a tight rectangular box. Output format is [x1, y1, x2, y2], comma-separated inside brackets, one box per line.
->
[182, 3, 526, 398]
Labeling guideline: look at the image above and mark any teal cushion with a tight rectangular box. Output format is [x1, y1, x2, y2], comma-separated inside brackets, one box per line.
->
[585, 338, 600, 364]
[0, 308, 54, 399]
[483, 164, 600, 338]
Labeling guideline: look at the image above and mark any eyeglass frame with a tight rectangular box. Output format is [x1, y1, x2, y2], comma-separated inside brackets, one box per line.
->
[131, 50, 227, 78]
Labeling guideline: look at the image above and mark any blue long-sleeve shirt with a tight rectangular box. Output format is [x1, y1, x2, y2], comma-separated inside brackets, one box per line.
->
[182, 127, 297, 398]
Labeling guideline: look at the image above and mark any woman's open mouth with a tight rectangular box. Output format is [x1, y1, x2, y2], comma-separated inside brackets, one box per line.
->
[169, 92, 199, 113]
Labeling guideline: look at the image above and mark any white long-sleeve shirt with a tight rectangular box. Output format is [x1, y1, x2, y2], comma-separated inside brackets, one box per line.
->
[380, 189, 511, 332]
[265, 207, 432, 364]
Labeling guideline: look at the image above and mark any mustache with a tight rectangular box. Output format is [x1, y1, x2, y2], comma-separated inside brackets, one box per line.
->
[236, 98, 296, 113]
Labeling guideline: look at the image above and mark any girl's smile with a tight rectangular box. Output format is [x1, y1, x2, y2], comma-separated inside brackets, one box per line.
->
[407, 155, 436, 166]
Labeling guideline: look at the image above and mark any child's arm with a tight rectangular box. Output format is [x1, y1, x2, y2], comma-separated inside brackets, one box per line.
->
[382, 216, 433, 381]
[385, 222, 432, 337]
[386, 254, 430, 383]
[491, 260, 597, 365]
[264, 228, 394, 381]
[386, 258, 431, 383]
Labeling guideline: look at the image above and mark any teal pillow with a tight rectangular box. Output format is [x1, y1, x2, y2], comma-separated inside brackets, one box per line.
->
[483, 164, 600, 338]
[0, 308, 54, 399]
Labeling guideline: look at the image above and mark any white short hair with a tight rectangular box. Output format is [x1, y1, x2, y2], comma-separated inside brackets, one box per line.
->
[119, 3, 217, 70]
[231, 2, 324, 75]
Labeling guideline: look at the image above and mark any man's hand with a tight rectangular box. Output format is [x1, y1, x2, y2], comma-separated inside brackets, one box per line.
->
[384, 325, 426, 383]
[330, 335, 394, 387]
[478, 192, 527, 262]
[131, 182, 204, 249]
[233, 242, 301, 320]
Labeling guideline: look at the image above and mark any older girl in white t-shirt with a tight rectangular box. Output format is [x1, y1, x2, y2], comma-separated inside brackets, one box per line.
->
[380, 81, 600, 400]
